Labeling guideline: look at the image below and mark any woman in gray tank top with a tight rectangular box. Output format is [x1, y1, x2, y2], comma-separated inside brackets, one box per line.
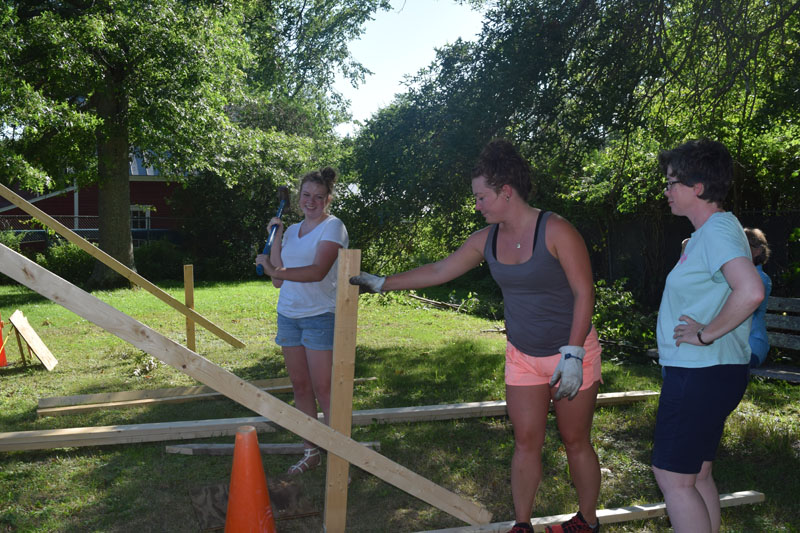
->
[351, 140, 602, 533]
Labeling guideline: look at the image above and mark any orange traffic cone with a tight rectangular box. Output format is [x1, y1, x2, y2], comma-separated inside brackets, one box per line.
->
[225, 425, 276, 533]
[0, 312, 7, 367]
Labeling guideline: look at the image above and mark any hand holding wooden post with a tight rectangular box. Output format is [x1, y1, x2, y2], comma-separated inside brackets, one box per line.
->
[256, 186, 290, 276]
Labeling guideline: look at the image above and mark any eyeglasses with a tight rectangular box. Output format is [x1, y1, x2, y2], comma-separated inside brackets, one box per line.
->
[664, 179, 683, 192]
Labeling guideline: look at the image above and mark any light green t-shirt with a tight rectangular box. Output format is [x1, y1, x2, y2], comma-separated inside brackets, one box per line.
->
[657, 212, 752, 368]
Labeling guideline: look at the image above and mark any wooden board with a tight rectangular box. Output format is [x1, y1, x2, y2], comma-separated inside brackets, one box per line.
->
[0, 184, 244, 349]
[8, 310, 58, 371]
[325, 248, 361, 532]
[767, 331, 800, 352]
[36, 378, 375, 418]
[0, 243, 491, 527]
[165, 441, 381, 456]
[0, 417, 276, 450]
[767, 296, 800, 313]
[418, 490, 765, 532]
[750, 366, 800, 383]
[38, 377, 377, 410]
[7, 393, 659, 452]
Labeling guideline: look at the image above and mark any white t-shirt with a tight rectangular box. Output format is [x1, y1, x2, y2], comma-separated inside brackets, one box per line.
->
[276, 215, 349, 318]
[656, 212, 752, 367]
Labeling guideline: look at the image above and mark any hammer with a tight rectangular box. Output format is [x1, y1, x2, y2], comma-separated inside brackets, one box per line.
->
[256, 185, 290, 276]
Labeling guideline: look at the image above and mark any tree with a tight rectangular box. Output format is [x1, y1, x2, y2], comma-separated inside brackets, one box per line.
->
[1, 0, 388, 288]
[346, 0, 800, 297]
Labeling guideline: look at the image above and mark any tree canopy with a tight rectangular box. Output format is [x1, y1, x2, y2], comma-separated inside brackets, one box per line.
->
[1, 0, 388, 287]
[343, 0, 800, 295]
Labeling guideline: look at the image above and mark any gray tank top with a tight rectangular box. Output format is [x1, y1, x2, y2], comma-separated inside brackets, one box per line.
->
[484, 211, 575, 356]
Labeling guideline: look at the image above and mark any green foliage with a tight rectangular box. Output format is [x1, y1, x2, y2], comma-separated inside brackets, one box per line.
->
[345, 0, 800, 303]
[34, 240, 96, 287]
[0, 230, 27, 285]
[781, 226, 800, 295]
[0, 230, 23, 253]
[133, 239, 186, 282]
[593, 279, 657, 355]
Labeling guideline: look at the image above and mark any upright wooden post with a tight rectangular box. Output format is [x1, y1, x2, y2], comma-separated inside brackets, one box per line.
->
[324, 249, 361, 533]
[184, 265, 196, 351]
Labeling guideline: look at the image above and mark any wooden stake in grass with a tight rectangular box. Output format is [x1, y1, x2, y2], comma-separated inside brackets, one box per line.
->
[0, 244, 491, 527]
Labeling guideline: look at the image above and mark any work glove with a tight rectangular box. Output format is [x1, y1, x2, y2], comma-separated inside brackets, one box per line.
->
[349, 271, 386, 294]
[550, 345, 586, 401]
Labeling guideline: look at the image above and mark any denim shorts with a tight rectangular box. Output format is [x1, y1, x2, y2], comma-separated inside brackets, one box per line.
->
[652, 364, 749, 474]
[275, 312, 336, 351]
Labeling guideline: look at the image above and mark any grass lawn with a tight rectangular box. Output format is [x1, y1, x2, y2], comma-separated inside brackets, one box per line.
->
[0, 280, 798, 532]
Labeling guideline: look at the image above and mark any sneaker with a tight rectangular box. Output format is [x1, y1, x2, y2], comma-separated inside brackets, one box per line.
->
[507, 523, 534, 533]
[545, 511, 599, 532]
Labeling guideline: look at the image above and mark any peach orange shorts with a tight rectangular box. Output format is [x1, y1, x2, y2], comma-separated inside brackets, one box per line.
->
[505, 326, 603, 388]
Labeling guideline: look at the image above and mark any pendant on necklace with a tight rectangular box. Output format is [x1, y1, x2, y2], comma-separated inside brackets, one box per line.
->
[516, 243, 521, 249]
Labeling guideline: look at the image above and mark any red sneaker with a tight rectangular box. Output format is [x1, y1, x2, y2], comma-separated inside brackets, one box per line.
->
[507, 523, 534, 533]
[545, 511, 599, 532]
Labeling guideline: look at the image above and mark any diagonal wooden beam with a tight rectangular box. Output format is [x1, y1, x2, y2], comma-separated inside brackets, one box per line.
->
[0, 184, 244, 348]
[0, 244, 491, 527]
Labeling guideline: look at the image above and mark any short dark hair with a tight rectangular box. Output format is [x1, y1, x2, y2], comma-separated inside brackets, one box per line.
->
[471, 139, 534, 200]
[657, 139, 733, 206]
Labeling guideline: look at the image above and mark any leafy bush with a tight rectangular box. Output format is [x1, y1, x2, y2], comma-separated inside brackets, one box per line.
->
[134, 239, 187, 281]
[0, 229, 24, 253]
[34, 240, 95, 286]
[0, 230, 27, 285]
[593, 278, 657, 357]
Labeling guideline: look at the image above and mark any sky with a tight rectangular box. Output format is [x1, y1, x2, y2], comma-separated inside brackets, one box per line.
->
[333, 1, 486, 137]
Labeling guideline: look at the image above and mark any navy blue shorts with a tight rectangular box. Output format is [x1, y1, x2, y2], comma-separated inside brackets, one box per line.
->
[652, 364, 749, 474]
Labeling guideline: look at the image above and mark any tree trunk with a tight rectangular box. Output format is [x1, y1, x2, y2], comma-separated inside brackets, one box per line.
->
[88, 73, 135, 290]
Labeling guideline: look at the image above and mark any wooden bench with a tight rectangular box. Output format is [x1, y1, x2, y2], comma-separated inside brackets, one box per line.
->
[751, 296, 800, 382]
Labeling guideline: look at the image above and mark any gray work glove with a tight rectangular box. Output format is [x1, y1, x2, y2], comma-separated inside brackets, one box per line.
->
[550, 345, 586, 400]
[349, 271, 386, 294]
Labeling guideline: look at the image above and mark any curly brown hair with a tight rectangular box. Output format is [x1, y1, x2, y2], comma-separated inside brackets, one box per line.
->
[470, 139, 533, 200]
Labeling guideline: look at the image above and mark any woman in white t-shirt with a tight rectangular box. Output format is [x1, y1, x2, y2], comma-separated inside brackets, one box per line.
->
[255, 167, 349, 475]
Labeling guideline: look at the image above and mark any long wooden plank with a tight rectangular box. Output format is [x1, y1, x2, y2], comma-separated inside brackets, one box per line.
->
[750, 367, 800, 383]
[0, 418, 276, 450]
[767, 295, 800, 313]
[418, 491, 765, 532]
[165, 441, 381, 456]
[9, 393, 661, 452]
[325, 249, 361, 532]
[37, 377, 378, 417]
[0, 243, 490, 527]
[765, 313, 800, 333]
[38, 376, 378, 409]
[0, 184, 245, 348]
[8, 310, 58, 371]
[767, 331, 800, 351]
[38, 377, 293, 409]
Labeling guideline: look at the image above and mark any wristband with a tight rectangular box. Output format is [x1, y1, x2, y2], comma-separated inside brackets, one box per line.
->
[697, 327, 713, 345]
